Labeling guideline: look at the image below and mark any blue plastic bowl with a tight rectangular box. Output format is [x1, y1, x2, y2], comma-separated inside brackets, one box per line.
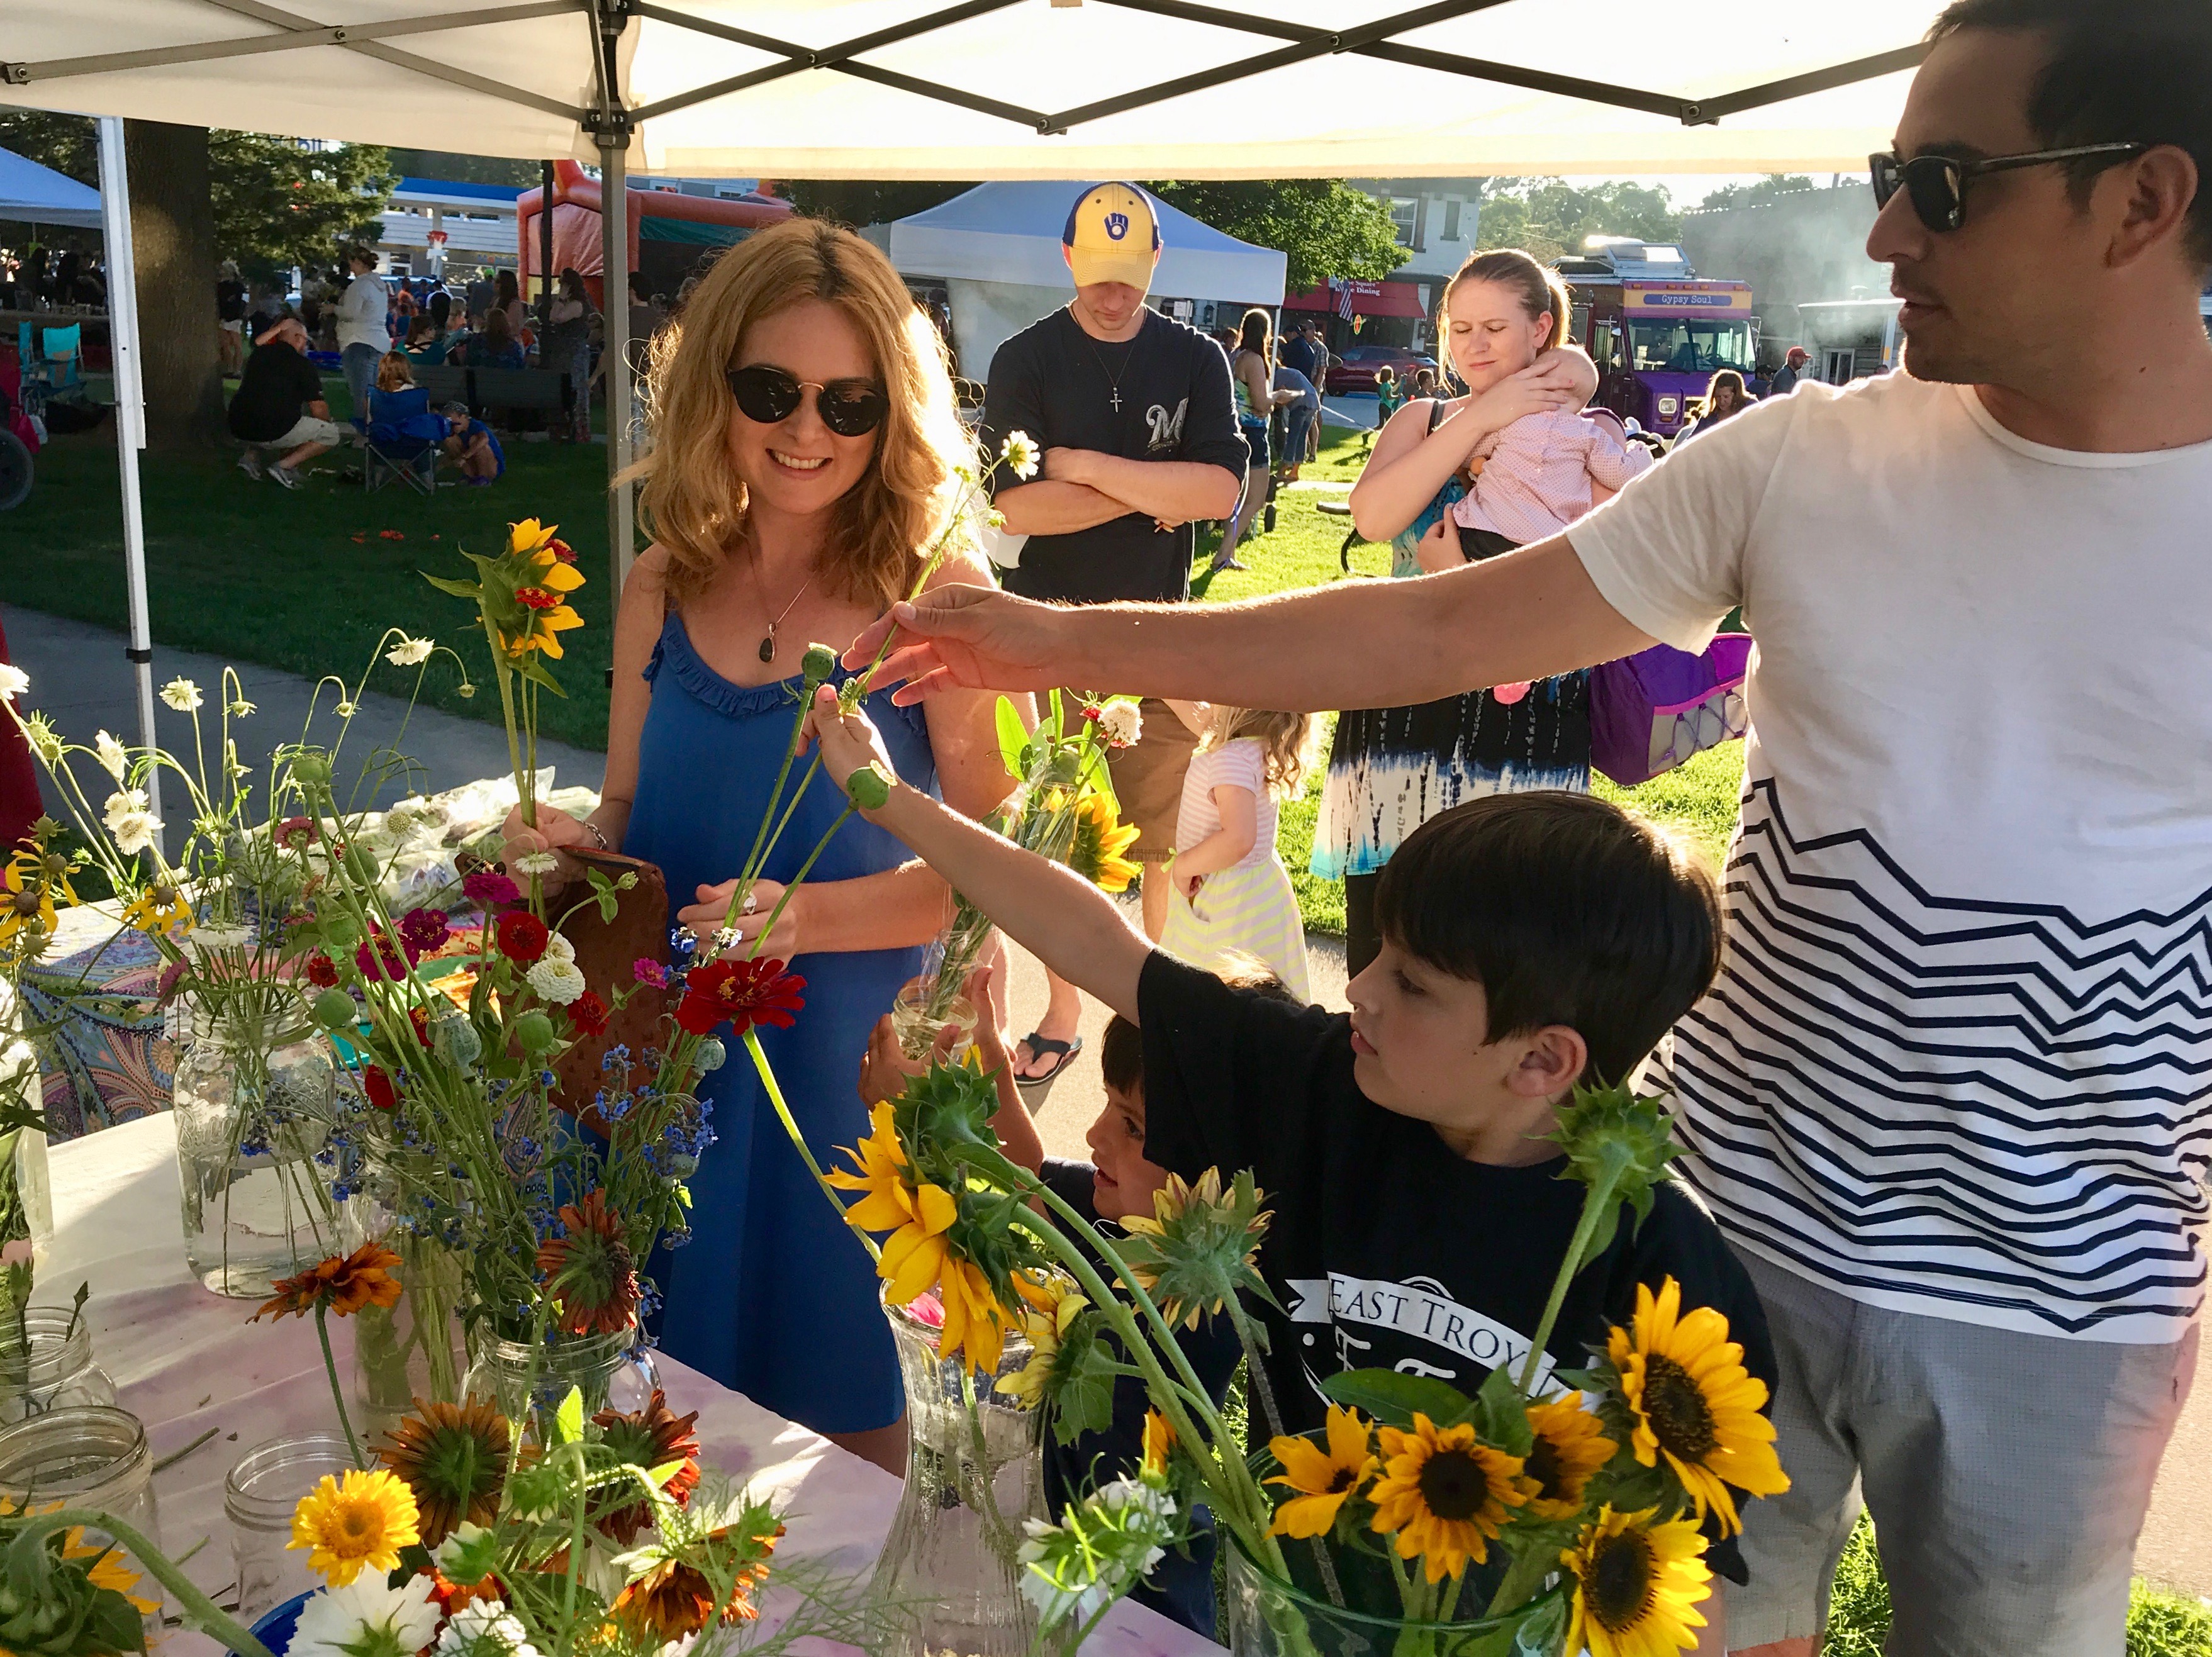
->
[238, 1590, 311, 1657]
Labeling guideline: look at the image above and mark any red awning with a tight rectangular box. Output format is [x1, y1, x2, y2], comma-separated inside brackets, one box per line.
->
[1283, 280, 1428, 320]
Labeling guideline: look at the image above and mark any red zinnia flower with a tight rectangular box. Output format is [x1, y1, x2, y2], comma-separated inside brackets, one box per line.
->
[356, 928, 413, 981]
[568, 990, 609, 1037]
[496, 910, 549, 964]
[305, 952, 339, 988]
[408, 1005, 434, 1048]
[364, 1064, 398, 1110]
[515, 587, 559, 610]
[674, 957, 806, 1038]
[398, 907, 450, 954]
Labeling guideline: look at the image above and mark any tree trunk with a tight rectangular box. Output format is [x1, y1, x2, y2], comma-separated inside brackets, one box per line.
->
[123, 120, 225, 450]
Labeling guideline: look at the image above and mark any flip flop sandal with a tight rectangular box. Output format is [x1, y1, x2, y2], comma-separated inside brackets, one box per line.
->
[1014, 1032, 1083, 1093]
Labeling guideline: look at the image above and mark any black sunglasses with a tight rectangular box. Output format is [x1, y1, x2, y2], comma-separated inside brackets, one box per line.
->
[1868, 142, 2148, 232]
[726, 364, 888, 437]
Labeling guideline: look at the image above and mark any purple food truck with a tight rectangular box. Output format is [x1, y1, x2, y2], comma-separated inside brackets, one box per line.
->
[1553, 239, 1757, 438]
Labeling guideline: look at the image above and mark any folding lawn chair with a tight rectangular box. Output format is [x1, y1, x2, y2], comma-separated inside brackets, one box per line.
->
[363, 436, 439, 495]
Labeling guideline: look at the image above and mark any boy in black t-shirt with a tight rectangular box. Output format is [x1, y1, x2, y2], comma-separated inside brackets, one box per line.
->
[813, 698, 1775, 1586]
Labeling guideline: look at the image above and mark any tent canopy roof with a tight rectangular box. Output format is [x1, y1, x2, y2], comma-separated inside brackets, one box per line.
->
[872, 181, 1285, 301]
[0, 143, 103, 228]
[6, 0, 1943, 178]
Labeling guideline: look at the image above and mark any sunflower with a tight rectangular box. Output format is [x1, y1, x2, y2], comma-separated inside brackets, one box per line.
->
[1266, 1403, 1379, 1539]
[503, 598, 585, 661]
[1117, 1167, 1271, 1332]
[375, 1396, 510, 1547]
[534, 1188, 642, 1336]
[825, 1102, 919, 1229]
[593, 1390, 703, 1544]
[610, 1520, 783, 1642]
[252, 1242, 403, 1322]
[997, 1281, 1086, 1408]
[120, 880, 191, 938]
[0, 851, 65, 951]
[1560, 1505, 1712, 1657]
[1142, 1409, 1176, 1478]
[937, 1254, 1014, 1376]
[288, 1467, 422, 1585]
[508, 518, 559, 556]
[1065, 789, 1142, 894]
[1366, 1414, 1528, 1583]
[64, 1524, 161, 1614]
[1607, 1277, 1789, 1536]
[1521, 1392, 1619, 1520]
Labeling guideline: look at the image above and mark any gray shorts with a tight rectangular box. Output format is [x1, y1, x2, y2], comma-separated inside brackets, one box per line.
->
[1727, 1249, 2199, 1656]
[252, 415, 346, 450]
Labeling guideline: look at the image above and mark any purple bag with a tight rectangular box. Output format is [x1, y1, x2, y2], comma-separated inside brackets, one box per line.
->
[1588, 632, 1752, 787]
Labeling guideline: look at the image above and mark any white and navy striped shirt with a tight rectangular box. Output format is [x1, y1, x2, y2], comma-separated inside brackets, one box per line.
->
[1573, 374, 2212, 1343]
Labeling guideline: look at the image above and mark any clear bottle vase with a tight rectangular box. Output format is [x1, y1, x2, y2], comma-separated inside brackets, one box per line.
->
[462, 1324, 659, 1438]
[172, 1024, 340, 1298]
[871, 1296, 1047, 1657]
[342, 1155, 469, 1439]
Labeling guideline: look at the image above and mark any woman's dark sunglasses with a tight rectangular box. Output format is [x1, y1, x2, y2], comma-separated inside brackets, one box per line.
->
[726, 364, 888, 437]
[1868, 142, 2147, 233]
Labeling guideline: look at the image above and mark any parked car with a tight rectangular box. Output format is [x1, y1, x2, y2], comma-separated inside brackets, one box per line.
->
[1325, 343, 1439, 396]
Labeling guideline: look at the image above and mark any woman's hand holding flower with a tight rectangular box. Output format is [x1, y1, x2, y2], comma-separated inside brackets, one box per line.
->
[679, 876, 801, 961]
[498, 801, 594, 893]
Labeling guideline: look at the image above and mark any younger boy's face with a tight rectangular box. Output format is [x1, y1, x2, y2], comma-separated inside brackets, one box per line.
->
[1085, 1081, 1170, 1224]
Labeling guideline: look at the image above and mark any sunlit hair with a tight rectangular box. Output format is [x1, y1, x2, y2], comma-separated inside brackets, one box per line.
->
[627, 218, 971, 613]
[1704, 369, 1749, 415]
[376, 352, 414, 393]
[1441, 248, 1572, 354]
[1237, 306, 1273, 359]
[1201, 705, 1319, 798]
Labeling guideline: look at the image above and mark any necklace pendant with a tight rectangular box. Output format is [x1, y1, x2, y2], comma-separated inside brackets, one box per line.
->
[757, 630, 776, 664]
[1110, 388, 1122, 412]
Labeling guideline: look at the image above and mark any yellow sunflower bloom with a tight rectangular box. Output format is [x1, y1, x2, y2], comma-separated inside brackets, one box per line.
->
[1266, 1403, 1379, 1539]
[1521, 1392, 1619, 1520]
[508, 518, 557, 555]
[1068, 790, 1142, 894]
[1607, 1277, 1789, 1537]
[0, 851, 67, 950]
[937, 1254, 1012, 1375]
[288, 1466, 421, 1585]
[0, 1500, 160, 1617]
[504, 603, 586, 661]
[1142, 1408, 1176, 1477]
[827, 1103, 922, 1232]
[1366, 1413, 1527, 1583]
[1561, 1505, 1712, 1657]
[997, 1281, 1086, 1407]
[527, 550, 586, 594]
[876, 1180, 960, 1305]
[120, 881, 192, 938]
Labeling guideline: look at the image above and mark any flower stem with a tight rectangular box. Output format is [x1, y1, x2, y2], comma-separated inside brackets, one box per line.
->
[1516, 1177, 1616, 1395]
[744, 1031, 876, 1261]
[6, 1509, 276, 1657]
[744, 803, 853, 962]
[1229, 1305, 1346, 1610]
[316, 1300, 366, 1468]
[481, 609, 531, 827]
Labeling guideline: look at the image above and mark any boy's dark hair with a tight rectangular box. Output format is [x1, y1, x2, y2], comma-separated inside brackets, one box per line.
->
[1373, 793, 1723, 1088]
[1931, 0, 2212, 269]
[1102, 956, 1299, 1096]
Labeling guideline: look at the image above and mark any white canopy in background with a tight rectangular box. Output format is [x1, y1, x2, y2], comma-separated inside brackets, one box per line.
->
[6, 0, 1943, 178]
[869, 182, 1285, 300]
[0, 144, 103, 228]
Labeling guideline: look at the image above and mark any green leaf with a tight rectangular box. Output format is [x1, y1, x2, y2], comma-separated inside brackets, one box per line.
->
[1472, 1364, 1534, 1456]
[587, 867, 620, 922]
[995, 695, 1029, 778]
[1319, 1368, 1473, 1429]
[422, 572, 484, 602]
[553, 1385, 584, 1446]
[1045, 687, 1064, 742]
[1049, 1330, 1118, 1446]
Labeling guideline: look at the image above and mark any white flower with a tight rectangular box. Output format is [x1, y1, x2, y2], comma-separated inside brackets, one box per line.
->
[288, 1573, 441, 1657]
[539, 930, 576, 966]
[386, 635, 435, 667]
[512, 851, 560, 878]
[0, 664, 27, 703]
[92, 730, 128, 781]
[435, 1598, 539, 1657]
[525, 957, 586, 1005]
[193, 924, 252, 952]
[159, 677, 203, 712]
[1097, 700, 1142, 749]
[102, 789, 162, 856]
[1000, 429, 1040, 481]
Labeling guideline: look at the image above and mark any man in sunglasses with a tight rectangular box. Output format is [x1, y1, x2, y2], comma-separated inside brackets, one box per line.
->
[858, 4, 2212, 1651]
[976, 182, 1248, 1087]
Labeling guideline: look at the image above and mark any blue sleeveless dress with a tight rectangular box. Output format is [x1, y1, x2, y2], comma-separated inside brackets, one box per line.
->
[626, 613, 935, 1435]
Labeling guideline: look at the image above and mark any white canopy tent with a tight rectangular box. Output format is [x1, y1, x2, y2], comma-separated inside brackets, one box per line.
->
[2, 0, 1943, 781]
[0, 145, 103, 228]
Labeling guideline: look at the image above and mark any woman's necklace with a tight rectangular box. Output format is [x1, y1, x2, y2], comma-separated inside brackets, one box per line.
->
[750, 555, 815, 664]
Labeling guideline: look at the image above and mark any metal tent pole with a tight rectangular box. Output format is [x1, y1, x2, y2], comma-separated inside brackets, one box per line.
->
[95, 115, 164, 855]
[600, 135, 634, 601]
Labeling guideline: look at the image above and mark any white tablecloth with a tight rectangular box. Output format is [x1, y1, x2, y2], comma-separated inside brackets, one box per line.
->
[44, 1114, 1217, 1657]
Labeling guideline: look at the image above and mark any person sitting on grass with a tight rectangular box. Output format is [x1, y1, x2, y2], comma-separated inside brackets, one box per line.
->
[227, 318, 345, 491]
[438, 401, 504, 486]
[856, 964, 1252, 1639]
[811, 689, 1781, 1651]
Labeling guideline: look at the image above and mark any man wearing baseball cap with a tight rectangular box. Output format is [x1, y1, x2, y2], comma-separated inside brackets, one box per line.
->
[978, 181, 1248, 1088]
[1770, 344, 1811, 396]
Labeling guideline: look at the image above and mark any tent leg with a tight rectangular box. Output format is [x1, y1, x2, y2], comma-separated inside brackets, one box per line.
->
[600, 134, 635, 609]
[96, 115, 165, 856]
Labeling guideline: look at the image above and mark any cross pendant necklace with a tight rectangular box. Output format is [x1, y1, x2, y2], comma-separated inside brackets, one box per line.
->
[1079, 312, 1141, 416]
[1109, 385, 1123, 413]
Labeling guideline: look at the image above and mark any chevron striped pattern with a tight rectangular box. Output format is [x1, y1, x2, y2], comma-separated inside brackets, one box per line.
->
[1659, 776, 2212, 1341]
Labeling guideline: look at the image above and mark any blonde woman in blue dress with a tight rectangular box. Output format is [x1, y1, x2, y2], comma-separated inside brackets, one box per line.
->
[1159, 705, 1317, 1001]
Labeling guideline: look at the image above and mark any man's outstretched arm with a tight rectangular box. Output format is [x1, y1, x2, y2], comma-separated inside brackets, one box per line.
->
[848, 534, 1656, 713]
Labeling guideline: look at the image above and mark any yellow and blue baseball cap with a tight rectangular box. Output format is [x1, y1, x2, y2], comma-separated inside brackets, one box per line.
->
[1063, 182, 1162, 291]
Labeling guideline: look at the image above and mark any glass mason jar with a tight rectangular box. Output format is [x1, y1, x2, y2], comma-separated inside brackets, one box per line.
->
[891, 918, 993, 1060]
[462, 1325, 659, 1437]
[1222, 1527, 1570, 1657]
[342, 1153, 469, 1438]
[871, 1296, 1047, 1657]
[0, 1306, 118, 1423]
[0, 1405, 165, 1638]
[226, 1432, 356, 1621]
[172, 1021, 340, 1298]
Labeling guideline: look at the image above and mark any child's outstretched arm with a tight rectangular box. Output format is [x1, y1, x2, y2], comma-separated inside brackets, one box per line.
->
[807, 684, 1148, 1022]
